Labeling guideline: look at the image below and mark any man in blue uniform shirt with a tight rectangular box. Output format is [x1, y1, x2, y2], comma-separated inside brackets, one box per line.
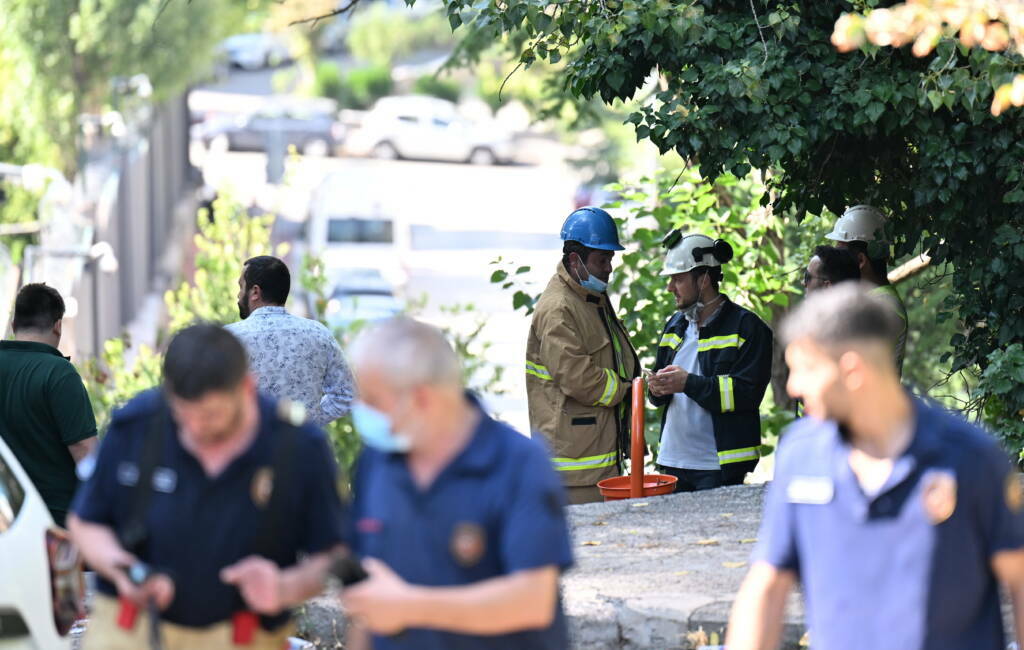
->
[340, 317, 573, 650]
[726, 283, 1024, 650]
[69, 323, 350, 649]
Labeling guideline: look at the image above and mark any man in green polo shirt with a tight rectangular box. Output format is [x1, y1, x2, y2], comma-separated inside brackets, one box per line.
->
[1, 283, 97, 526]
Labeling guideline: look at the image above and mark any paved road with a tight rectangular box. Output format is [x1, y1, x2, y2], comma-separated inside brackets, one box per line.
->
[197, 149, 582, 432]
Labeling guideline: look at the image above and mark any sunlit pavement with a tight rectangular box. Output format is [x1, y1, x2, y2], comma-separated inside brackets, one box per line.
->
[198, 149, 582, 434]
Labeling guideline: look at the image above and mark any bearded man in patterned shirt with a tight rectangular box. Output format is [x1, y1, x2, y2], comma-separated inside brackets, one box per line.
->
[226, 256, 354, 426]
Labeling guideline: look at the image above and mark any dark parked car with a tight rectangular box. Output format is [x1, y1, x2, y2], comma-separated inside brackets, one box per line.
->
[194, 107, 346, 157]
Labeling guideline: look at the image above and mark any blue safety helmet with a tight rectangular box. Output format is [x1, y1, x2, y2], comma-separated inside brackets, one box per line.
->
[559, 207, 625, 251]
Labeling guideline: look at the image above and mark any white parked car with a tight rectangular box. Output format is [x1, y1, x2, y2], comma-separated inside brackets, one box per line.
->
[304, 172, 410, 290]
[344, 95, 517, 165]
[219, 33, 292, 70]
[0, 438, 84, 649]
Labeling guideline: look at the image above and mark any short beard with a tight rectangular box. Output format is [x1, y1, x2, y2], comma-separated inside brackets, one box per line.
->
[238, 296, 251, 320]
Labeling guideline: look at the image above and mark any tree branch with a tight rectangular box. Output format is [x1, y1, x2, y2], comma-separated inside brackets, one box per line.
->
[749, 0, 769, 65]
[289, 0, 363, 27]
[499, 61, 524, 103]
[888, 252, 932, 285]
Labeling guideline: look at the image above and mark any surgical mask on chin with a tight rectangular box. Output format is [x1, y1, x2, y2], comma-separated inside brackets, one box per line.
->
[573, 258, 610, 293]
[581, 273, 609, 293]
[681, 300, 704, 324]
[352, 402, 411, 453]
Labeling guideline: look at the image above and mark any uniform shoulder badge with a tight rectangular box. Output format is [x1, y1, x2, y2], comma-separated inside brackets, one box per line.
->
[277, 399, 307, 427]
[921, 469, 957, 525]
[450, 522, 486, 568]
[251, 466, 274, 508]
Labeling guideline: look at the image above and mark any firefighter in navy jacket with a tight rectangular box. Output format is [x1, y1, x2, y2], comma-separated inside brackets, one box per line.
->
[648, 231, 773, 491]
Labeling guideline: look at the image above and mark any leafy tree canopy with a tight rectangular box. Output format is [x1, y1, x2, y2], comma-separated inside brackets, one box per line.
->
[399, 0, 1024, 377]
[0, 0, 245, 174]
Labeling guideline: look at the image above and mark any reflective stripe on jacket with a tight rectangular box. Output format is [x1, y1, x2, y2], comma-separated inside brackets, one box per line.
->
[650, 299, 773, 470]
[526, 263, 639, 487]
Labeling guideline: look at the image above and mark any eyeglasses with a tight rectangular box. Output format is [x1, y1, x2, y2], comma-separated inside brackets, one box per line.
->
[802, 271, 826, 285]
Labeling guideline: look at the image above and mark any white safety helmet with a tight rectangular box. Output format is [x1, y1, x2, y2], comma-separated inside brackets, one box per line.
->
[660, 232, 734, 276]
[825, 205, 887, 243]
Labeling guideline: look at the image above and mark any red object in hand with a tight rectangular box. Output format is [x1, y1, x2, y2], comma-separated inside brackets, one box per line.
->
[232, 611, 258, 645]
[117, 597, 138, 629]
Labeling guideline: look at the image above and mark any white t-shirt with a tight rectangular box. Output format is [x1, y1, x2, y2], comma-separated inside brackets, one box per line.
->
[656, 321, 719, 471]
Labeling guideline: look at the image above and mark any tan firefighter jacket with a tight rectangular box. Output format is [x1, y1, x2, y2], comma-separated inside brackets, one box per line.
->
[526, 263, 639, 487]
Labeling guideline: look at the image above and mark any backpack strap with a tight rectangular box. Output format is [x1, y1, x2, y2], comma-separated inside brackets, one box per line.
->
[119, 400, 169, 553]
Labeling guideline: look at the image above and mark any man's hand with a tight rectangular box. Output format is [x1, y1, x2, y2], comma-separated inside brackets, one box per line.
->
[112, 567, 175, 611]
[341, 558, 417, 636]
[649, 365, 688, 396]
[221, 556, 284, 615]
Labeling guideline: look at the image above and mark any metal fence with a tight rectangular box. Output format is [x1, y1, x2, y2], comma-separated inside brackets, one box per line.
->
[12, 93, 196, 359]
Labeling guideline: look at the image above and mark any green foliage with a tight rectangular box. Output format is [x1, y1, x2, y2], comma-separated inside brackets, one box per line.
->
[0, 181, 43, 263]
[80, 337, 163, 433]
[81, 196, 283, 430]
[900, 265, 977, 408]
[311, 62, 345, 102]
[347, 3, 454, 67]
[473, 60, 549, 113]
[82, 194, 506, 472]
[165, 198, 278, 332]
[332, 65, 395, 109]
[608, 168, 794, 363]
[490, 167, 798, 455]
[978, 344, 1024, 461]
[431, 0, 1024, 451]
[413, 74, 462, 103]
[0, 0, 242, 174]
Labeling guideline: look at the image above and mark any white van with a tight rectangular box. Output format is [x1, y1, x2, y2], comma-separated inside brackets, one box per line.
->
[305, 172, 410, 290]
[0, 437, 84, 649]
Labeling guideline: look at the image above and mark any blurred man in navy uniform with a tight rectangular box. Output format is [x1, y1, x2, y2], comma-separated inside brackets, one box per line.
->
[69, 323, 350, 649]
[726, 284, 1024, 650]
[341, 317, 573, 650]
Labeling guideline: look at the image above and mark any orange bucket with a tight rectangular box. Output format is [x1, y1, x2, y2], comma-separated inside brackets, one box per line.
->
[596, 474, 678, 501]
[597, 377, 678, 501]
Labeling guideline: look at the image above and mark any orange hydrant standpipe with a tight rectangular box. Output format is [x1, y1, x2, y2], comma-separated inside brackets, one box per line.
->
[596, 377, 679, 501]
[630, 376, 645, 498]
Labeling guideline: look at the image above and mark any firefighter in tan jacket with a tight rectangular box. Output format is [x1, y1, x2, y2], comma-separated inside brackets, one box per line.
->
[527, 207, 639, 504]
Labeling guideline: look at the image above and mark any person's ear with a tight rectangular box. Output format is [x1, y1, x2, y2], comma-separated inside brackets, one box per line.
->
[837, 350, 867, 392]
[856, 252, 870, 273]
[250, 284, 263, 304]
[53, 319, 62, 339]
[242, 372, 257, 395]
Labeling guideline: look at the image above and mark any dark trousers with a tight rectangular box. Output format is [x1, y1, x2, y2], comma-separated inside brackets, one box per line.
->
[658, 460, 758, 493]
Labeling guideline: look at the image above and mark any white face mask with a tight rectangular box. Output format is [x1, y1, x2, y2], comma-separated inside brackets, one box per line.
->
[681, 300, 704, 324]
[680, 273, 708, 323]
